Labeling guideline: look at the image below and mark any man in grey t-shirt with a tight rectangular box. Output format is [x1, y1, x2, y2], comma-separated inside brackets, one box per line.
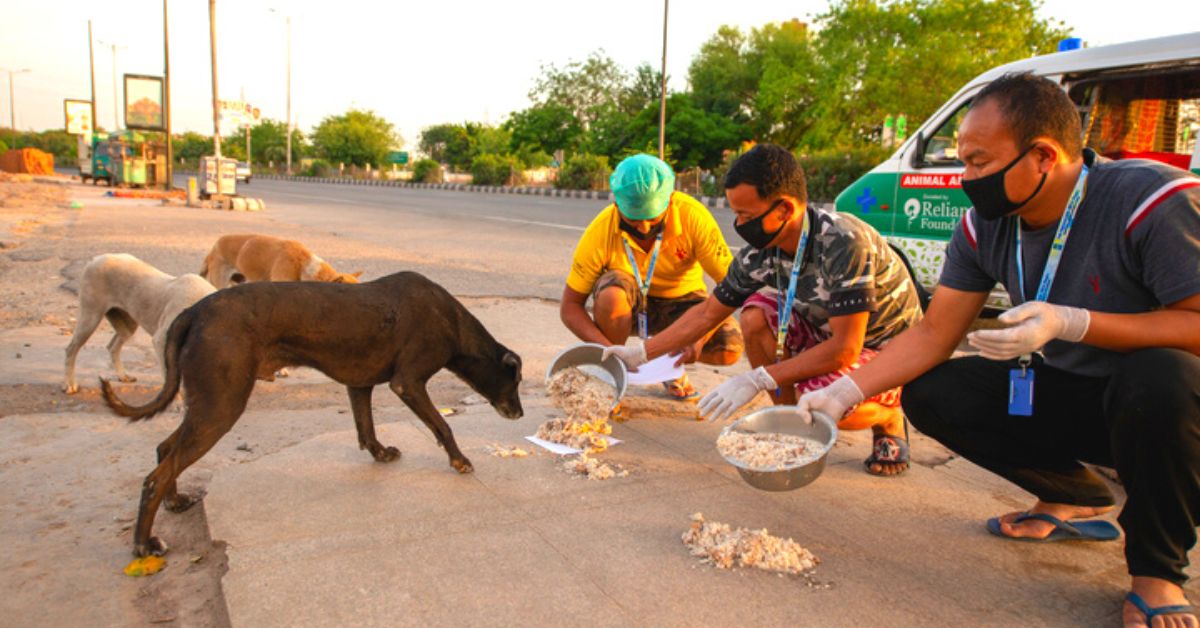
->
[797, 73, 1200, 626]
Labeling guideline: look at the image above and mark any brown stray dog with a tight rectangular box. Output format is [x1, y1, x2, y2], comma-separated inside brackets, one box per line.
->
[199, 233, 362, 289]
[99, 272, 524, 557]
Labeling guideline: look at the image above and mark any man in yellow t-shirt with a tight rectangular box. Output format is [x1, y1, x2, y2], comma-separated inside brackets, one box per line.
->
[560, 154, 743, 399]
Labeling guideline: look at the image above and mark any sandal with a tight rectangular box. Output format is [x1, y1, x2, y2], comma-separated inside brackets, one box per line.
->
[662, 374, 699, 401]
[864, 432, 909, 476]
[1126, 591, 1197, 624]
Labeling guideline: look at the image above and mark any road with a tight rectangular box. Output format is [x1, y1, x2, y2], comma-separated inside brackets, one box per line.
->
[173, 175, 741, 299]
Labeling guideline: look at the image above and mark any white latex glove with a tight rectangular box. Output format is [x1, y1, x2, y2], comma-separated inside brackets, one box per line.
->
[601, 341, 648, 371]
[795, 376, 865, 425]
[966, 301, 1090, 361]
[698, 367, 777, 422]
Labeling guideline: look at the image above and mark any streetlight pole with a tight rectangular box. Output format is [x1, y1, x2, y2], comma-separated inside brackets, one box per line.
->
[285, 14, 292, 175]
[208, 0, 221, 158]
[98, 40, 127, 130]
[268, 8, 292, 174]
[658, 0, 668, 161]
[2, 68, 32, 130]
[88, 21, 97, 134]
[164, 0, 173, 189]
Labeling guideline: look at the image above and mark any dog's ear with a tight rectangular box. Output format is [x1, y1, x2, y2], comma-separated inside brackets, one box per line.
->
[502, 351, 522, 380]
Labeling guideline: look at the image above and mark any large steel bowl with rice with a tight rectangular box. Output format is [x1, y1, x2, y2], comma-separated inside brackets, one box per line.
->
[719, 407, 838, 491]
[545, 343, 627, 412]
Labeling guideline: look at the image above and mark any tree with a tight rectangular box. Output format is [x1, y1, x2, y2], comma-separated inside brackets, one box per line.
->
[174, 131, 211, 162]
[419, 123, 467, 164]
[688, 26, 758, 120]
[503, 103, 583, 156]
[806, 0, 1069, 147]
[248, 118, 306, 164]
[311, 109, 400, 167]
[623, 93, 749, 170]
[528, 51, 630, 129]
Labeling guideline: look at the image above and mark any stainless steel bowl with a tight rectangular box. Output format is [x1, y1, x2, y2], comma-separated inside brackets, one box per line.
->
[718, 407, 838, 491]
[545, 342, 627, 411]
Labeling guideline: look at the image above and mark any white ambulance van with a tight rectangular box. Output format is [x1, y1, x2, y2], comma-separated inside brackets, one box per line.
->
[834, 31, 1200, 308]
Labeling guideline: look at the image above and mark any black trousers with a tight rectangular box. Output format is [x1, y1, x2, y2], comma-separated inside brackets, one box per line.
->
[902, 349, 1200, 585]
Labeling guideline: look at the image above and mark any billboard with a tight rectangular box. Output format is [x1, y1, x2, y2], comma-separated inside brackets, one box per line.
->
[63, 99, 93, 135]
[124, 74, 165, 131]
[217, 100, 261, 134]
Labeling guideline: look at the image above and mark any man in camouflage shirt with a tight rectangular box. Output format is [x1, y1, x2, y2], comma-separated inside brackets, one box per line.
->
[606, 144, 923, 475]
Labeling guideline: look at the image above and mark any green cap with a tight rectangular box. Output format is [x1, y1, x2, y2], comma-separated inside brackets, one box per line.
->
[610, 154, 675, 220]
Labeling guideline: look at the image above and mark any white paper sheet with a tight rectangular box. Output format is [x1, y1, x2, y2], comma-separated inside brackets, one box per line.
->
[626, 353, 685, 386]
[524, 435, 622, 455]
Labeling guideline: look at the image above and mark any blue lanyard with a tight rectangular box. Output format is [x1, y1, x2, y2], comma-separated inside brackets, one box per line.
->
[1014, 164, 1089, 303]
[622, 233, 662, 338]
[773, 208, 811, 361]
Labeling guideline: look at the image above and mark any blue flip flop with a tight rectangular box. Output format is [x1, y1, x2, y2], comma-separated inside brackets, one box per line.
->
[985, 512, 1120, 542]
[1126, 591, 1197, 623]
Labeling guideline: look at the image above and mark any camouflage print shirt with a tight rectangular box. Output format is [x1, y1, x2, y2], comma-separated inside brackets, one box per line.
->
[713, 207, 923, 348]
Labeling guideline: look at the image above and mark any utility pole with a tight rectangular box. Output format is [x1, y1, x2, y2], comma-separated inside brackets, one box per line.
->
[164, 0, 173, 189]
[2, 68, 32, 130]
[242, 87, 250, 162]
[269, 9, 292, 174]
[88, 21, 97, 133]
[98, 40, 127, 130]
[285, 14, 292, 174]
[658, 0, 669, 161]
[208, 0, 221, 157]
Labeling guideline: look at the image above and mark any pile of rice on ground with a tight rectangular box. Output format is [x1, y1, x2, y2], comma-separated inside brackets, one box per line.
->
[682, 513, 819, 575]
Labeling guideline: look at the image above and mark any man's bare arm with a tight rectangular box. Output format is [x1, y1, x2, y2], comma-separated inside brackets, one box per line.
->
[559, 285, 612, 346]
[643, 296, 736, 359]
[1084, 293, 1200, 356]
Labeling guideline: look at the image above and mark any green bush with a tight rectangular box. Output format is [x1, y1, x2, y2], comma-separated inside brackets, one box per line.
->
[412, 158, 444, 183]
[796, 146, 891, 204]
[0, 139, 7, 154]
[303, 158, 332, 177]
[555, 153, 611, 190]
[471, 153, 524, 186]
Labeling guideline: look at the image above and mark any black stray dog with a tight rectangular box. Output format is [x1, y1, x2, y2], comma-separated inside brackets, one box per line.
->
[100, 271, 523, 557]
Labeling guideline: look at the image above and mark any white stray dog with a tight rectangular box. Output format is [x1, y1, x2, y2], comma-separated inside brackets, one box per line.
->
[63, 253, 216, 394]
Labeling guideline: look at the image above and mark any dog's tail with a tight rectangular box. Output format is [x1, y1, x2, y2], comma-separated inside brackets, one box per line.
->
[100, 306, 194, 421]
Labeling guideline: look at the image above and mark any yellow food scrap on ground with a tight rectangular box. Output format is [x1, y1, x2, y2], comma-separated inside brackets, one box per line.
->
[123, 555, 166, 577]
[489, 444, 531, 458]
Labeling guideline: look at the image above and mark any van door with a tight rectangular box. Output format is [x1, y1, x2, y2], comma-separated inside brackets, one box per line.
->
[886, 98, 976, 290]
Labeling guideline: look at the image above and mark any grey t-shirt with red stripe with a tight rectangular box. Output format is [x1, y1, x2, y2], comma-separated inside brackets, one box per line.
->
[940, 150, 1200, 377]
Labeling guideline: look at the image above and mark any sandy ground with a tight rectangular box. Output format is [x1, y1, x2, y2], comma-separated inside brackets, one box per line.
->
[5, 176, 1171, 627]
[0, 177, 772, 626]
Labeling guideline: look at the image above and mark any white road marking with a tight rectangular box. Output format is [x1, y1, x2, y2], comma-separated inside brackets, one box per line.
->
[260, 188, 585, 232]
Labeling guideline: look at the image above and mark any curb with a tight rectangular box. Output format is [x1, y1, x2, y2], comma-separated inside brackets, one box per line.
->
[247, 173, 732, 209]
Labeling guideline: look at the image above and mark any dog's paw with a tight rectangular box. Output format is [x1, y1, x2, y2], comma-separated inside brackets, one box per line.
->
[63, 382, 78, 395]
[451, 457, 474, 474]
[118, 374, 138, 383]
[164, 492, 199, 513]
[371, 446, 401, 463]
[276, 368, 290, 378]
[134, 536, 168, 558]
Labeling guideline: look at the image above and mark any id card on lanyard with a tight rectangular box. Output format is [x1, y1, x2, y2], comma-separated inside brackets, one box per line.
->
[622, 234, 663, 340]
[1008, 164, 1089, 416]
[772, 208, 811, 397]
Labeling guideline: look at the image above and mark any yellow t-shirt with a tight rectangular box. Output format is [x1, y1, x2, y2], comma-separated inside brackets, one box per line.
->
[566, 192, 733, 299]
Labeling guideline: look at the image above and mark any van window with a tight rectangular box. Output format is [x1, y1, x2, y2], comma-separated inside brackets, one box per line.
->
[1069, 68, 1200, 170]
[918, 105, 969, 167]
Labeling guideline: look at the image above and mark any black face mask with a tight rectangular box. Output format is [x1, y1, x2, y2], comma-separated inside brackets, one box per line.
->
[961, 145, 1047, 221]
[619, 218, 664, 239]
[734, 199, 789, 249]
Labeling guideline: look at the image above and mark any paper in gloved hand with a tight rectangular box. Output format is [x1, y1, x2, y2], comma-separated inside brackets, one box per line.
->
[625, 353, 685, 385]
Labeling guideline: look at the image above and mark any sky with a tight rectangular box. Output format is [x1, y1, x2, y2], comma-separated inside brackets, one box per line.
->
[1, 0, 1196, 150]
